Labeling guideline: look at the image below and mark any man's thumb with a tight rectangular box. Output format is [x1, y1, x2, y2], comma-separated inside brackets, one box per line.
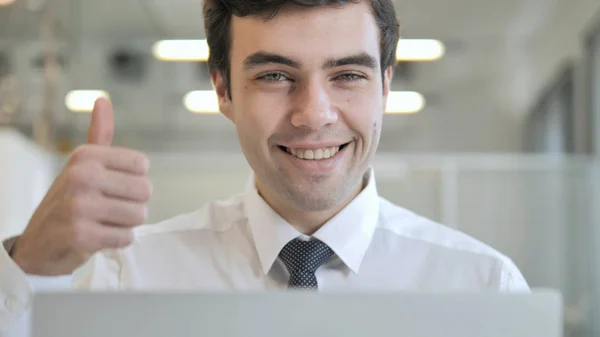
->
[87, 97, 114, 146]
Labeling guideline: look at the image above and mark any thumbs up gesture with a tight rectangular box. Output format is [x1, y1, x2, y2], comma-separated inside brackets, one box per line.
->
[10, 98, 153, 276]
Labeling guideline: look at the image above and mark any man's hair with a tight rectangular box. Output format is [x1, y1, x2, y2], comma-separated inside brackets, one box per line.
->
[202, 0, 400, 91]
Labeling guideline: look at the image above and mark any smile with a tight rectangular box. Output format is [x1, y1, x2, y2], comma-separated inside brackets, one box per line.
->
[278, 143, 351, 161]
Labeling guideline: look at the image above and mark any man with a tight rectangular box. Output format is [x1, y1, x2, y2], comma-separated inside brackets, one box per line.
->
[0, 0, 529, 334]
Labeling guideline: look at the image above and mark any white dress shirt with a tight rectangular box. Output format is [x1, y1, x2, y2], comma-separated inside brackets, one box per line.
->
[0, 169, 529, 335]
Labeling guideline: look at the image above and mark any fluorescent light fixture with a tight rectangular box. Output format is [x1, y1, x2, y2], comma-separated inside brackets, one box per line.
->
[396, 39, 445, 61]
[184, 90, 424, 114]
[386, 91, 425, 114]
[152, 40, 210, 62]
[65, 90, 109, 113]
[153, 39, 444, 62]
[184, 90, 220, 114]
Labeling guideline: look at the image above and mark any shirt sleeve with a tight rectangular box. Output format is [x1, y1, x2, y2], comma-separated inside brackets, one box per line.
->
[0, 238, 122, 336]
[2, 238, 16, 256]
[0, 237, 36, 336]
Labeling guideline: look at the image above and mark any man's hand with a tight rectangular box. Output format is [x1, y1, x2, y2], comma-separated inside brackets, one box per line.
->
[10, 98, 153, 276]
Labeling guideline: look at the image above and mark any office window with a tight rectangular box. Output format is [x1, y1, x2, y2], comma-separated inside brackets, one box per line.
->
[525, 65, 574, 153]
[588, 19, 600, 154]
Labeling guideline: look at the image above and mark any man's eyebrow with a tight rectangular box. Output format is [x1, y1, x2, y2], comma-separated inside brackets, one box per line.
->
[241, 51, 378, 71]
[243, 52, 302, 70]
[323, 53, 378, 69]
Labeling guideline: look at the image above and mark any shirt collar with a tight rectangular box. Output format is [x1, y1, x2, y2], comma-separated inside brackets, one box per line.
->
[244, 168, 380, 275]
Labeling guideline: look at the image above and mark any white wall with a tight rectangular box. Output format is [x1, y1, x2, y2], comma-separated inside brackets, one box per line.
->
[0, 127, 56, 240]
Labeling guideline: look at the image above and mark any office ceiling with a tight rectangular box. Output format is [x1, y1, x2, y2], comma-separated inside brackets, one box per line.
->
[0, 0, 597, 153]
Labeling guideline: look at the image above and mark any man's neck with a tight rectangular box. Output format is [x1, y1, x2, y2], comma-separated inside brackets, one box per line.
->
[256, 174, 368, 236]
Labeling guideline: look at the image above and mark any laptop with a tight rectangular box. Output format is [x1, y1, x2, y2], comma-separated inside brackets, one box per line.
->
[31, 290, 563, 337]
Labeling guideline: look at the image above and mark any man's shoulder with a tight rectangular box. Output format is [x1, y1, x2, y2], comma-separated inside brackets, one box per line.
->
[377, 197, 515, 266]
[377, 198, 529, 291]
[132, 192, 247, 239]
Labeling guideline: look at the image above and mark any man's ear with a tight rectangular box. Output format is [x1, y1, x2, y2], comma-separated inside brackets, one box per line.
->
[382, 66, 393, 110]
[211, 69, 234, 122]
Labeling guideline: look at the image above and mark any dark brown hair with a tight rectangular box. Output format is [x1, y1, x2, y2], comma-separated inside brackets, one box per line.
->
[202, 0, 400, 91]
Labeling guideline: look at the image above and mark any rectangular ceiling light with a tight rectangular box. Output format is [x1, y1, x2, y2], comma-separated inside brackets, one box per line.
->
[65, 90, 109, 113]
[153, 39, 444, 62]
[153, 40, 210, 62]
[184, 90, 221, 114]
[184, 90, 424, 114]
[386, 91, 425, 114]
[396, 39, 445, 61]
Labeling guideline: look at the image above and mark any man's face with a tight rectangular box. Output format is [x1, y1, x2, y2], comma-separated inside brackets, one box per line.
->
[214, 2, 392, 213]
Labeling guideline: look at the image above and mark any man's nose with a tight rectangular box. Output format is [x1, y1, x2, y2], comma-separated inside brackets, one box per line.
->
[290, 82, 338, 130]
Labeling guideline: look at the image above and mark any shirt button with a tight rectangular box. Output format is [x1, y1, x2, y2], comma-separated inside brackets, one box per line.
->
[5, 296, 22, 312]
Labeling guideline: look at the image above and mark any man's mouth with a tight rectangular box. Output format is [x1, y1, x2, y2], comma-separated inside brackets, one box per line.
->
[278, 142, 351, 160]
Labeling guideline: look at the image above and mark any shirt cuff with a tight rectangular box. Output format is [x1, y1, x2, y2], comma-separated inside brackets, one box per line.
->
[0, 237, 34, 332]
[0, 237, 73, 333]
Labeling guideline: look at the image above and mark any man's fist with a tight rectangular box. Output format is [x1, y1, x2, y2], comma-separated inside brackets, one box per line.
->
[10, 98, 153, 276]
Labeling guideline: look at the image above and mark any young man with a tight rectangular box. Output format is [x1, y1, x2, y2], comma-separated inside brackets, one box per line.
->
[0, 0, 529, 334]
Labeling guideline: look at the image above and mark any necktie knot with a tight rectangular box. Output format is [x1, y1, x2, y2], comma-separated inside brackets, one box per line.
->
[279, 238, 334, 273]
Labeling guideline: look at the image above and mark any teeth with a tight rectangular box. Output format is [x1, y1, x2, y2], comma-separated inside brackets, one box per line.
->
[286, 146, 341, 160]
[314, 149, 323, 160]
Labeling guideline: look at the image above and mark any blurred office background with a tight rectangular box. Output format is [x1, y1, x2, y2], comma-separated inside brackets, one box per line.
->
[1, 0, 600, 335]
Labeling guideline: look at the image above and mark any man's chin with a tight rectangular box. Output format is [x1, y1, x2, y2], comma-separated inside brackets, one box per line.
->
[287, 196, 341, 213]
[282, 183, 349, 212]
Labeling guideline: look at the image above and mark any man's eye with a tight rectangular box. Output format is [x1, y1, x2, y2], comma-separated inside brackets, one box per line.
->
[259, 73, 290, 82]
[337, 73, 366, 82]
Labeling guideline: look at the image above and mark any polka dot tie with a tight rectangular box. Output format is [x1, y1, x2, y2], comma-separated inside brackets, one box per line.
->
[279, 238, 334, 290]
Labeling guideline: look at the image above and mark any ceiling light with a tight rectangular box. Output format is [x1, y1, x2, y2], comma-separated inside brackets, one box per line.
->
[65, 90, 109, 113]
[386, 91, 425, 114]
[184, 90, 220, 114]
[184, 90, 424, 114]
[152, 40, 210, 62]
[396, 39, 445, 61]
[0, 0, 16, 6]
[153, 39, 444, 62]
